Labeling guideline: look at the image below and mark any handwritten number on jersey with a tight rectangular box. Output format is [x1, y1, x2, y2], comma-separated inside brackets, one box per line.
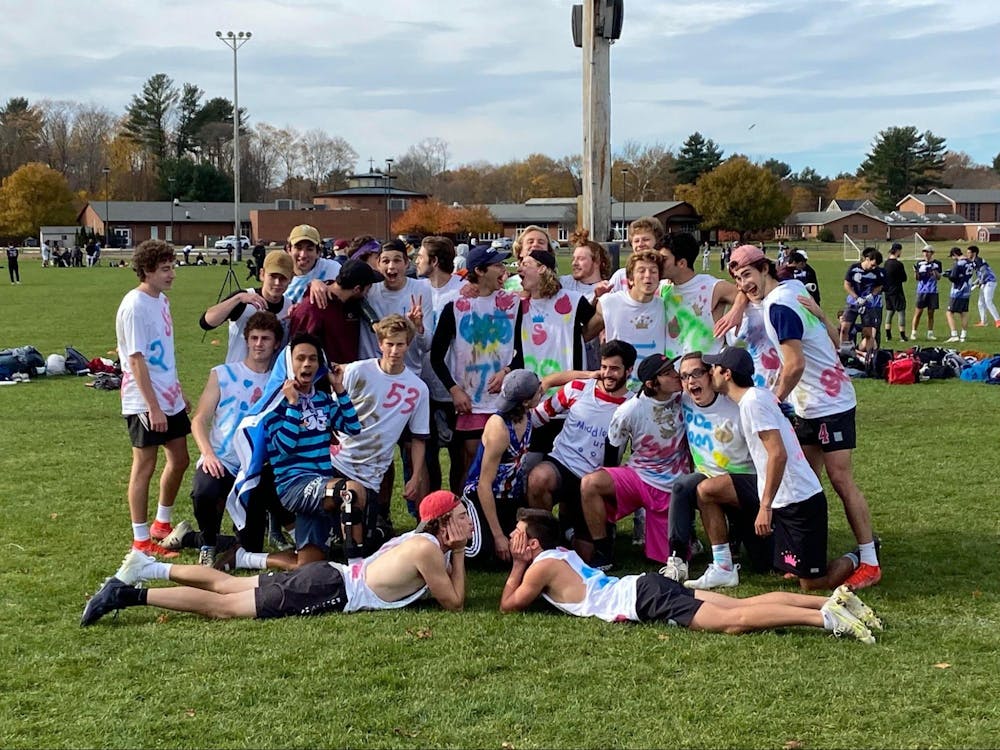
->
[383, 382, 421, 415]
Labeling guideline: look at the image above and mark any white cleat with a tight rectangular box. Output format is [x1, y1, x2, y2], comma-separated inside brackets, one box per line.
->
[684, 563, 740, 590]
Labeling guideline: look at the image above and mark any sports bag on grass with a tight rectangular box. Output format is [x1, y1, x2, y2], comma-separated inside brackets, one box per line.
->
[887, 354, 919, 385]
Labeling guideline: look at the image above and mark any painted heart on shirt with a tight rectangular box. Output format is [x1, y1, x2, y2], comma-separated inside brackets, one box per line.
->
[553, 293, 572, 315]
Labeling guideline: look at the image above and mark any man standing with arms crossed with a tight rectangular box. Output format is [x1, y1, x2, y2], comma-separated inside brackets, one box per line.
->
[115, 240, 191, 558]
[727, 246, 881, 589]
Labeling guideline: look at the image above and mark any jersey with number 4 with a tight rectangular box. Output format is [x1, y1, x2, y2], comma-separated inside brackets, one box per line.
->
[331, 358, 430, 491]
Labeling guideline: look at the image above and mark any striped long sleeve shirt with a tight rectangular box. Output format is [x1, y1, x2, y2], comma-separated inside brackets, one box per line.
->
[265, 389, 362, 496]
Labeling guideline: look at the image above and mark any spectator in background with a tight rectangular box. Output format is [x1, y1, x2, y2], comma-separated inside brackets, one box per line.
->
[910, 246, 942, 340]
[786, 251, 820, 304]
[967, 245, 999, 328]
[881, 243, 908, 342]
[6, 244, 20, 284]
[944, 246, 973, 343]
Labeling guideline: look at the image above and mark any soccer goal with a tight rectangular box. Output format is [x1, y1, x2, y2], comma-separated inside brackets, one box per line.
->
[912, 232, 933, 260]
[842, 233, 863, 262]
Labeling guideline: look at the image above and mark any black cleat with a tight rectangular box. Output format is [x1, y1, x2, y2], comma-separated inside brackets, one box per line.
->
[81, 577, 130, 626]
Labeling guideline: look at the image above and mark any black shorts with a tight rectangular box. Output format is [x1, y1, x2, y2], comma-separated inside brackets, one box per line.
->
[842, 305, 882, 329]
[542, 456, 583, 530]
[915, 292, 939, 310]
[884, 292, 906, 312]
[125, 410, 191, 448]
[724, 473, 774, 573]
[730, 473, 760, 512]
[634, 573, 703, 628]
[771, 492, 828, 579]
[528, 418, 564, 455]
[948, 297, 970, 314]
[190, 464, 236, 507]
[254, 561, 348, 619]
[794, 407, 857, 452]
[462, 488, 525, 566]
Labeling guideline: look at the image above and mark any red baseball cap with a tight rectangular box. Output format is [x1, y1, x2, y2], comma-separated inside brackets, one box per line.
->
[416, 491, 461, 531]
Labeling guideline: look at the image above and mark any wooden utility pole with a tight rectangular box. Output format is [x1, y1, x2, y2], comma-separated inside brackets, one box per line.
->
[581, 0, 611, 241]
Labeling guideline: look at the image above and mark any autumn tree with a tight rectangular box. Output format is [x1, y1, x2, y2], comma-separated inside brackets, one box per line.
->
[391, 199, 461, 236]
[858, 126, 947, 209]
[679, 157, 791, 241]
[453, 205, 501, 237]
[0, 162, 78, 236]
[940, 151, 1000, 189]
[672, 132, 723, 186]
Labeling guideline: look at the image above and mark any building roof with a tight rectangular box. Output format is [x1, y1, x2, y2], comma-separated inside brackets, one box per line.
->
[481, 200, 695, 225]
[931, 188, 1000, 203]
[898, 193, 950, 207]
[786, 208, 968, 226]
[82, 201, 274, 223]
[314, 187, 426, 198]
[40, 226, 79, 233]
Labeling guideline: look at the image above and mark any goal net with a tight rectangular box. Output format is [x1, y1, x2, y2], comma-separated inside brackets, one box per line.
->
[912, 232, 932, 260]
[842, 233, 863, 262]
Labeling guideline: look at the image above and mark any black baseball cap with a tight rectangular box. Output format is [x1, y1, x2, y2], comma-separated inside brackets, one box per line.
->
[702, 347, 755, 383]
[337, 258, 384, 289]
[636, 353, 680, 384]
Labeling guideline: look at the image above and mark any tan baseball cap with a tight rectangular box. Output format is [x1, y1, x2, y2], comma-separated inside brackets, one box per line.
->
[288, 224, 320, 246]
[262, 250, 294, 278]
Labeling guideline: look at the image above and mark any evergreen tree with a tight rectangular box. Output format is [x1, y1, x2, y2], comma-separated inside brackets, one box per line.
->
[174, 83, 203, 158]
[672, 132, 723, 185]
[858, 126, 947, 210]
[122, 73, 178, 163]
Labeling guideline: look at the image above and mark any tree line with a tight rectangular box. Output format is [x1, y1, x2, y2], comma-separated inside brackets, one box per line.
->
[2, 70, 1000, 238]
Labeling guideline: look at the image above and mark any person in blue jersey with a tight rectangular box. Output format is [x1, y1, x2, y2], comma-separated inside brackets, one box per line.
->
[463, 369, 543, 567]
[910, 246, 943, 340]
[944, 246, 974, 343]
[840, 247, 885, 356]
[498, 509, 880, 644]
[967, 245, 999, 328]
[263, 333, 363, 565]
[81, 491, 471, 626]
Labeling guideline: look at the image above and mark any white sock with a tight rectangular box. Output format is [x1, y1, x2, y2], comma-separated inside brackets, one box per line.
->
[949, 330, 958, 337]
[858, 541, 878, 566]
[236, 548, 268, 570]
[821, 608, 837, 631]
[149, 561, 172, 580]
[960, 330, 967, 338]
[155, 505, 173, 524]
[711, 543, 733, 571]
[132, 522, 150, 542]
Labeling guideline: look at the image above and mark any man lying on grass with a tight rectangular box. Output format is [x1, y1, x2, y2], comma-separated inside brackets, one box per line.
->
[499, 509, 881, 644]
[81, 491, 470, 626]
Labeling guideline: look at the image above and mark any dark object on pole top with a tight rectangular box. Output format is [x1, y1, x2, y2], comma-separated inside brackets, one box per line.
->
[572, 0, 624, 47]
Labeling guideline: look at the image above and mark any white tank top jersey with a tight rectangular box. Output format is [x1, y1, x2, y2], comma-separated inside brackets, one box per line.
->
[341, 532, 452, 612]
[536, 548, 639, 622]
[606, 267, 631, 294]
[449, 290, 520, 414]
[360, 277, 435, 376]
[284, 256, 342, 305]
[600, 290, 667, 361]
[520, 289, 586, 393]
[558, 275, 598, 300]
[737, 387, 823, 509]
[331, 358, 430, 491]
[763, 280, 856, 418]
[661, 274, 722, 359]
[730, 301, 782, 389]
[205, 361, 270, 474]
[681, 392, 754, 477]
[608, 393, 690, 492]
[225, 289, 293, 365]
[538, 379, 630, 479]
[421, 275, 464, 402]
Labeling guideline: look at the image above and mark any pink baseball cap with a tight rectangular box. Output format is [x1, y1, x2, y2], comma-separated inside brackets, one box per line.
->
[728, 244, 766, 274]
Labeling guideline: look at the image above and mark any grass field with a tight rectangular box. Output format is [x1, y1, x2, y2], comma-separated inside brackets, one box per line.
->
[2, 247, 1000, 749]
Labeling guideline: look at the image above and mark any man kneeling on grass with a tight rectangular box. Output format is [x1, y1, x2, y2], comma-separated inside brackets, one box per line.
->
[81, 491, 471, 625]
[499, 509, 881, 644]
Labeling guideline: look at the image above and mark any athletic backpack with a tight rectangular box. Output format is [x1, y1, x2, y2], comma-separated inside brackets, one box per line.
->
[0, 346, 46, 377]
[886, 353, 919, 385]
[64, 346, 91, 375]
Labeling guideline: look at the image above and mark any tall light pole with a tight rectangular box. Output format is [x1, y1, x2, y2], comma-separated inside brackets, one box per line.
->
[101, 166, 110, 247]
[168, 177, 176, 244]
[216, 30, 252, 260]
[620, 167, 629, 241]
[384, 158, 393, 241]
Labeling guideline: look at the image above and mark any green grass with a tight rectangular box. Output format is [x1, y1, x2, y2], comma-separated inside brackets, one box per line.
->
[2, 254, 1000, 748]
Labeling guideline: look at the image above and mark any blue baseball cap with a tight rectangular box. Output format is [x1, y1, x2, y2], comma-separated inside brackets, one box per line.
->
[467, 244, 510, 271]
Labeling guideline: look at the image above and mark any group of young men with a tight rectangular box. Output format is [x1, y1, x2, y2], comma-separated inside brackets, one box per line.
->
[84, 220, 889, 645]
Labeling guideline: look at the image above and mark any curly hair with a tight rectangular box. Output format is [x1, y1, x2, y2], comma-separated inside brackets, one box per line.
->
[568, 228, 612, 280]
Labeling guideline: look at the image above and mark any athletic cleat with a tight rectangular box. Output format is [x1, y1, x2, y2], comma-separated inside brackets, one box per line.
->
[132, 538, 179, 559]
[926, 331, 936, 340]
[115, 549, 156, 586]
[899, 331, 908, 341]
[631, 508, 645, 547]
[149, 521, 174, 542]
[945, 335, 960, 343]
[822, 600, 875, 645]
[589, 549, 614, 572]
[684, 563, 740, 590]
[974, 322, 987, 327]
[659, 556, 688, 583]
[909, 330, 917, 340]
[268, 529, 294, 552]
[844, 562, 881, 590]
[884, 329, 891, 341]
[830, 585, 883, 632]
[81, 577, 130, 626]
[160, 520, 193, 550]
[197, 545, 216, 567]
[213, 545, 238, 572]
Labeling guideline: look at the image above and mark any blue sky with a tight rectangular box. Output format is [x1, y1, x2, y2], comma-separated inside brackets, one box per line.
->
[3, 0, 997, 177]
